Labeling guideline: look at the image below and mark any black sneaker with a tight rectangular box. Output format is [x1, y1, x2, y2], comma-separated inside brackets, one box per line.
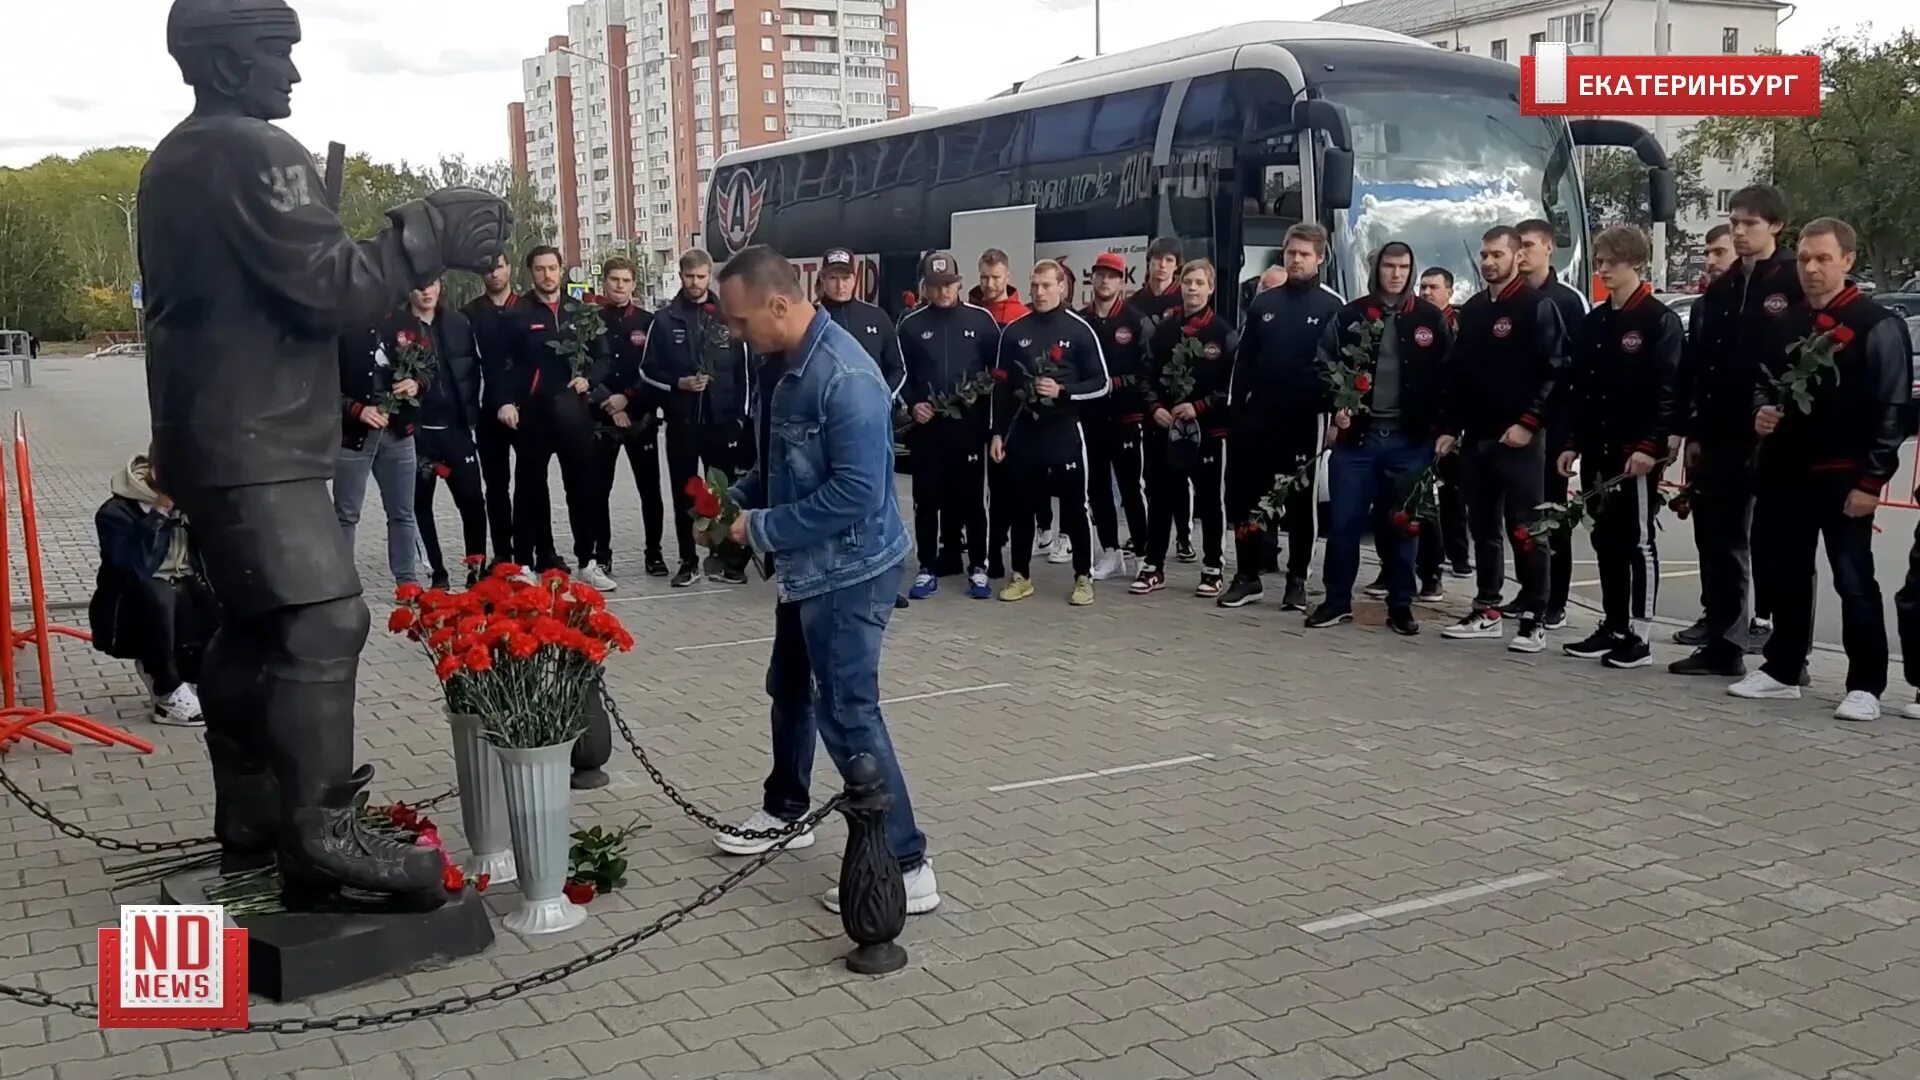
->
[987, 552, 1006, 580]
[671, 562, 703, 588]
[1128, 566, 1166, 594]
[1305, 603, 1353, 629]
[430, 568, 451, 591]
[645, 550, 670, 577]
[719, 565, 749, 585]
[1563, 626, 1622, 660]
[894, 595, 910, 609]
[1448, 560, 1474, 579]
[1602, 635, 1653, 669]
[1508, 617, 1546, 653]
[1673, 620, 1709, 647]
[1280, 576, 1309, 612]
[1417, 579, 1447, 604]
[1669, 648, 1746, 677]
[1543, 608, 1569, 631]
[1386, 608, 1421, 636]
[1176, 537, 1198, 563]
[1746, 618, 1773, 655]
[1362, 577, 1390, 600]
[1216, 577, 1264, 608]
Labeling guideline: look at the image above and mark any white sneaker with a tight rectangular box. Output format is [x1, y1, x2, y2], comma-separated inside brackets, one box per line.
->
[1727, 670, 1802, 700]
[1507, 618, 1546, 654]
[1442, 610, 1504, 640]
[1035, 529, 1056, 555]
[713, 810, 817, 856]
[153, 684, 204, 727]
[1090, 550, 1125, 581]
[512, 568, 539, 585]
[580, 560, 618, 592]
[824, 860, 941, 915]
[1835, 691, 1881, 723]
[1047, 535, 1074, 564]
[1905, 694, 1920, 720]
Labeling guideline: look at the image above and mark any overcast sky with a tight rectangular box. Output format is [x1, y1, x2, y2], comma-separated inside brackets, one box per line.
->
[0, 0, 1908, 170]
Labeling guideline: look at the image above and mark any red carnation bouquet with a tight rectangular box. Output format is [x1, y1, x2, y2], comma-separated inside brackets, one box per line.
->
[388, 568, 635, 748]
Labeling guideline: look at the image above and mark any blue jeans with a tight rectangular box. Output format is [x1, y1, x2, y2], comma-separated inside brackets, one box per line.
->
[333, 428, 423, 587]
[762, 559, 926, 871]
[1323, 428, 1433, 614]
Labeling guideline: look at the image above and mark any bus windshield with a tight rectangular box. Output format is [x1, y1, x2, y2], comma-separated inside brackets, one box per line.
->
[1325, 85, 1585, 305]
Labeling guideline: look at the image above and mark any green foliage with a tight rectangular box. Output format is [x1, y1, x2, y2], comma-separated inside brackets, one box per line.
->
[1689, 31, 1920, 274]
[567, 817, 646, 894]
[0, 178, 78, 337]
[1581, 142, 1711, 254]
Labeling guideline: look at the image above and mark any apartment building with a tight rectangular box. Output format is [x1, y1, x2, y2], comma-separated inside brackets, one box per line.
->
[511, 0, 911, 294]
[1318, 0, 1785, 262]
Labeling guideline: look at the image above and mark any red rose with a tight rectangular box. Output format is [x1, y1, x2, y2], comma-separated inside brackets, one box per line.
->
[1364, 307, 1382, 321]
[694, 491, 723, 518]
[1830, 324, 1856, 346]
[1390, 511, 1412, 532]
[685, 476, 711, 500]
[1814, 312, 1836, 331]
[1048, 344, 1064, 361]
[442, 864, 465, 891]
[702, 302, 717, 315]
[1407, 521, 1422, 536]
[991, 369, 1008, 382]
[1671, 496, 1693, 520]
[397, 331, 413, 348]
[474, 873, 490, 893]
[563, 879, 596, 905]
[1353, 373, 1372, 394]
[433, 463, 452, 479]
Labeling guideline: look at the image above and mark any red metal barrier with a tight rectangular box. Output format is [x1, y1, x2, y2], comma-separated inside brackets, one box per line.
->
[0, 412, 153, 755]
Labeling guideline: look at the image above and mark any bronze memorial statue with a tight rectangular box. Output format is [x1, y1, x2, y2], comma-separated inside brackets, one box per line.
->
[140, 0, 513, 909]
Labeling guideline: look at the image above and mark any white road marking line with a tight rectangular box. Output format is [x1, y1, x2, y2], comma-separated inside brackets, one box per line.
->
[607, 589, 732, 603]
[883, 683, 1012, 705]
[1572, 559, 1698, 566]
[674, 636, 776, 653]
[1298, 870, 1560, 935]
[988, 753, 1218, 793]
[1570, 570, 1700, 588]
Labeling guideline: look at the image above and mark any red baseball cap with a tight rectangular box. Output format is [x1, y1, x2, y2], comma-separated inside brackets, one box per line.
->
[1092, 252, 1127, 275]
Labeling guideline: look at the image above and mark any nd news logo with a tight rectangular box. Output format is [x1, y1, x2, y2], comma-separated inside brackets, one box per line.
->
[96, 905, 248, 1029]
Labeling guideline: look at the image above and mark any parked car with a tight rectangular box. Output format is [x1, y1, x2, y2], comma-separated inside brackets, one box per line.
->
[1876, 293, 1920, 317]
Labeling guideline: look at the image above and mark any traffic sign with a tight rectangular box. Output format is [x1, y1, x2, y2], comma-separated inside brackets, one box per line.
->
[131, 281, 144, 311]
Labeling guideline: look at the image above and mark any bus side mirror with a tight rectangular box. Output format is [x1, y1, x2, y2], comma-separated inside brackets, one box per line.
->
[1648, 167, 1677, 224]
[1322, 148, 1354, 211]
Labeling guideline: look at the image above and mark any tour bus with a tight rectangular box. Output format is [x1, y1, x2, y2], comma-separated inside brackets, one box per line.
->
[703, 20, 1674, 319]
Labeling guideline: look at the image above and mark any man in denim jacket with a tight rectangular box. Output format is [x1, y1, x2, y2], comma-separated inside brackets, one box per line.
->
[709, 246, 938, 914]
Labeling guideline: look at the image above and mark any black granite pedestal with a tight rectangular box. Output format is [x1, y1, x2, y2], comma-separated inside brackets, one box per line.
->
[160, 872, 495, 1003]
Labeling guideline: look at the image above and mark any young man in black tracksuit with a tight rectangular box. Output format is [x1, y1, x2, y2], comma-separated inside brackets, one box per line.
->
[1130, 259, 1235, 597]
[898, 251, 1000, 601]
[1222, 223, 1344, 610]
[503, 247, 609, 576]
[1310, 243, 1454, 635]
[1555, 226, 1683, 671]
[818, 246, 906, 396]
[641, 249, 757, 587]
[1125, 237, 1196, 562]
[1737, 218, 1909, 722]
[1670, 185, 1799, 676]
[1080, 251, 1156, 582]
[463, 253, 521, 566]
[1516, 219, 1592, 630]
[1437, 225, 1567, 653]
[990, 259, 1110, 605]
[584, 255, 667, 589]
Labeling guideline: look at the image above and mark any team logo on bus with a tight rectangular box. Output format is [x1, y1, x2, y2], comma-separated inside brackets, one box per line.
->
[1114, 326, 1134, 345]
[1763, 293, 1788, 315]
[1492, 316, 1514, 339]
[713, 169, 768, 256]
[1621, 330, 1644, 353]
[1413, 326, 1435, 347]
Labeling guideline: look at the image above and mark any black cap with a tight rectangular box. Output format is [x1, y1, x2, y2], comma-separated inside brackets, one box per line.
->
[822, 247, 855, 272]
[919, 251, 962, 286]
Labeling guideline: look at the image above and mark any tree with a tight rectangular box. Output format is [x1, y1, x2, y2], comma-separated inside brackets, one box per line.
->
[1689, 30, 1920, 276]
[0, 178, 79, 338]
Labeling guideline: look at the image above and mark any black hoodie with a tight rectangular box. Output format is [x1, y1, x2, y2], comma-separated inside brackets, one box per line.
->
[1232, 276, 1345, 431]
[640, 288, 755, 425]
[822, 296, 905, 395]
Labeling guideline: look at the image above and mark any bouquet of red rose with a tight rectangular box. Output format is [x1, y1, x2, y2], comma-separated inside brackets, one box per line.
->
[1236, 458, 1318, 537]
[547, 303, 608, 380]
[931, 369, 999, 420]
[380, 329, 435, 415]
[1515, 455, 1674, 553]
[388, 568, 635, 749]
[1389, 461, 1442, 537]
[686, 468, 761, 577]
[1014, 345, 1065, 416]
[1773, 311, 1852, 415]
[1325, 306, 1386, 418]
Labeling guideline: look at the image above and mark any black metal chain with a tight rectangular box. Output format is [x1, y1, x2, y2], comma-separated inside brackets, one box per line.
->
[601, 683, 815, 842]
[0, 793, 842, 1032]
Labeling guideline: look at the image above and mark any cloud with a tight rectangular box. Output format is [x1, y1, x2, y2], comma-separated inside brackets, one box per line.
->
[335, 39, 521, 79]
[50, 95, 99, 112]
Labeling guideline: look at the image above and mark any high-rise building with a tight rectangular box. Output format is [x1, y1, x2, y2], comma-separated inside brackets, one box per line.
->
[511, 0, 911, 295]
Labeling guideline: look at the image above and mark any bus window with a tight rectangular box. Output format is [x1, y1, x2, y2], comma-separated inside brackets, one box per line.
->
[1172, 73, 1242, 148]
[1029, 99, 1098, 164]
[1088, 86, 1165, 155]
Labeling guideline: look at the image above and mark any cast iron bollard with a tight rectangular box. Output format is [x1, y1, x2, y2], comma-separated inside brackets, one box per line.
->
[571, 679, 612, 790]
[836, 754, 907, 974]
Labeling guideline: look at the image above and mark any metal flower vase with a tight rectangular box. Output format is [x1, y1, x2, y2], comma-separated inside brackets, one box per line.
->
[495, 740, 587, 935]
[446, 710, 516, 885]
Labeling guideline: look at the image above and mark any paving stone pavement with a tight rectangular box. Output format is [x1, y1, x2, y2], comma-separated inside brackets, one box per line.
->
[4, 356, 1920, 1080]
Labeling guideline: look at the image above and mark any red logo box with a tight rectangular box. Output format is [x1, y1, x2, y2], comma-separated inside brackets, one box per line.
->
[1521, 48, 1820, 117]
[97, 906, 248, 1029]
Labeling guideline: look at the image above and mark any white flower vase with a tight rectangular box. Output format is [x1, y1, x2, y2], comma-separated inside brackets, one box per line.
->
[496, 740, 587, 935]
[446, 710, 516, 885]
